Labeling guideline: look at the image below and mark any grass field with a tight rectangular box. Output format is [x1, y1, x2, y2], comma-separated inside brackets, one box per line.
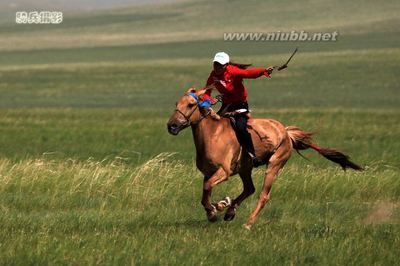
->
[0, 0, 399, 264]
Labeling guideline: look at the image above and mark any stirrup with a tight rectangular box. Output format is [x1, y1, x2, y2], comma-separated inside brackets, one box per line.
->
[249, 152, 264, 168]
[252, 157, 264, 168]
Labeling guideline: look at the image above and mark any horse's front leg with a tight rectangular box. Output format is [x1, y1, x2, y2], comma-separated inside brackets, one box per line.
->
[201, 167, 229, 222]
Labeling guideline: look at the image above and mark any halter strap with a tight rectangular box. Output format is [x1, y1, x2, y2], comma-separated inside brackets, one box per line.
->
[174, 93, 211, 126]
[186, 92, 199, 102]
[186, 92, 212, 108]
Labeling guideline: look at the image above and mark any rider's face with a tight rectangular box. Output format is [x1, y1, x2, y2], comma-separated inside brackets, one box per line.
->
[213, 62, 226, 75]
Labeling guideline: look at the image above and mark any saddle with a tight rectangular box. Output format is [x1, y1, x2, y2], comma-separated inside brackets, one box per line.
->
[219, 107, 251, 128]
[220, 109, 269, 145]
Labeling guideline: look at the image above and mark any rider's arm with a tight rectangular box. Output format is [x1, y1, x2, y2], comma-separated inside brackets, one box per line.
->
[200, 72, 217, 104]
[228, 65, 272, 79]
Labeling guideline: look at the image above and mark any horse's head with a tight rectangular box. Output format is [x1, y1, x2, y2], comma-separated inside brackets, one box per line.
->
[167, 88, 207, 135]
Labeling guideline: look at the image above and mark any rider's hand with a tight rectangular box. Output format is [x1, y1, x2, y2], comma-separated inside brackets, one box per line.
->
[215, 95, 223, 103]
[264, 66, 274, 78]
[209, 96, 218, 105]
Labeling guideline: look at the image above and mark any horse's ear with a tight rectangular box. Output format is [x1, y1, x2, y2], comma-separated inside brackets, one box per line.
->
[196, 88, 207, 99]
[187, 87, 196, 93]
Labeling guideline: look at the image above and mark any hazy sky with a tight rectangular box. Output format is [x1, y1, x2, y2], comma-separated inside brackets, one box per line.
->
[0, 0, 179, 11]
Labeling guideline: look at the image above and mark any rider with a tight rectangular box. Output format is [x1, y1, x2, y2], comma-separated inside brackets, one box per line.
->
[202, 52, 274, 167]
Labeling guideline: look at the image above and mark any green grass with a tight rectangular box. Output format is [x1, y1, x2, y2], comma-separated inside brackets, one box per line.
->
[0, 156, 398, 265]
[0, 108, 399, 166]
[0, 0, 399, 264]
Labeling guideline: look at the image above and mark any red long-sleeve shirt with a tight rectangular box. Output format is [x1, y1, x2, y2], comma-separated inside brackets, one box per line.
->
[203, 64, 267, 104]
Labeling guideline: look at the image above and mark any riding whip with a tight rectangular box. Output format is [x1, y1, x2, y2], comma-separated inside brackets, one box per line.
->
[274, 47, 298, 71]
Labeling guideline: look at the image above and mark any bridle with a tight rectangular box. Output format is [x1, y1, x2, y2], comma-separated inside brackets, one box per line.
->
[174, 104, 199, 125]
[174, 93, 211, 126]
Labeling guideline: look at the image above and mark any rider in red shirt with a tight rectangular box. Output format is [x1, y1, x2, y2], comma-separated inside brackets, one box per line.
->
[202, 52, 274, 167]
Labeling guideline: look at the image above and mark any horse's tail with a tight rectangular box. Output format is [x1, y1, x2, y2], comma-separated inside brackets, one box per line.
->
[285, 126, 363, 171]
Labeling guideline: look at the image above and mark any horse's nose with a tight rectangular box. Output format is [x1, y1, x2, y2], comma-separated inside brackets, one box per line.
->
[167, 123, 179, 135]
[168, 123, 178, 130]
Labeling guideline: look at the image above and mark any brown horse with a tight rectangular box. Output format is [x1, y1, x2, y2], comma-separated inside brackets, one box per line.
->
[167, 88, 362, 229]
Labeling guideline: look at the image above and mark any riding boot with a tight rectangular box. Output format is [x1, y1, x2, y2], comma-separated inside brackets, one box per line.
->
[249, 153, 264, 168]
[242, 138, 263, 168]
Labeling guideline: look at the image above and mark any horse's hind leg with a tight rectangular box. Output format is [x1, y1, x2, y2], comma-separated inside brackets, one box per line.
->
[244, 149, 290, 229]
[201, 167, 229, 222]
[224, 163, 255, 221]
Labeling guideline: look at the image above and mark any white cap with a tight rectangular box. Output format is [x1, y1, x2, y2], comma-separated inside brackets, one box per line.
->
[213, 52, 230, 65]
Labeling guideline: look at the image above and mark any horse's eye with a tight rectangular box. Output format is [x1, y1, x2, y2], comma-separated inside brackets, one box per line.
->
[188, 103, 195, 108]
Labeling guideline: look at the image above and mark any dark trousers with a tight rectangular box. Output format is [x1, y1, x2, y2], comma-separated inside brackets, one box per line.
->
[234, 114, 256, 156]
[219, 102, 256, 156]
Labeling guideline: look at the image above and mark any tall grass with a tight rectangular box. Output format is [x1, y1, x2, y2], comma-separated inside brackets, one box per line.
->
[0, 154, 398, 265]
[0, 153, 185, 211]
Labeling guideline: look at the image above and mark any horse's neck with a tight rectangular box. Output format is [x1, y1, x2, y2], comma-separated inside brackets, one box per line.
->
[191, 117, 224, 151]
[191, 117, 210, 146]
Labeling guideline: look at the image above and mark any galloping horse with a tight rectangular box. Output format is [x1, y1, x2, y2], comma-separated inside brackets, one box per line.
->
[167, 88, 362, 229]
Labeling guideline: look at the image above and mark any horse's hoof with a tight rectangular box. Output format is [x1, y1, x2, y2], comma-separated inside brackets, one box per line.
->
[207, 213, 218, 222]
[224, 207, 236, 221]
[206, 205, 218, 222]
[242, 223, 252, 230]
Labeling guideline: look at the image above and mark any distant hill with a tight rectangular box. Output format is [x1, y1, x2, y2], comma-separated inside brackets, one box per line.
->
[0, 0, 179, 11]
[0, 0, 399, 51]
